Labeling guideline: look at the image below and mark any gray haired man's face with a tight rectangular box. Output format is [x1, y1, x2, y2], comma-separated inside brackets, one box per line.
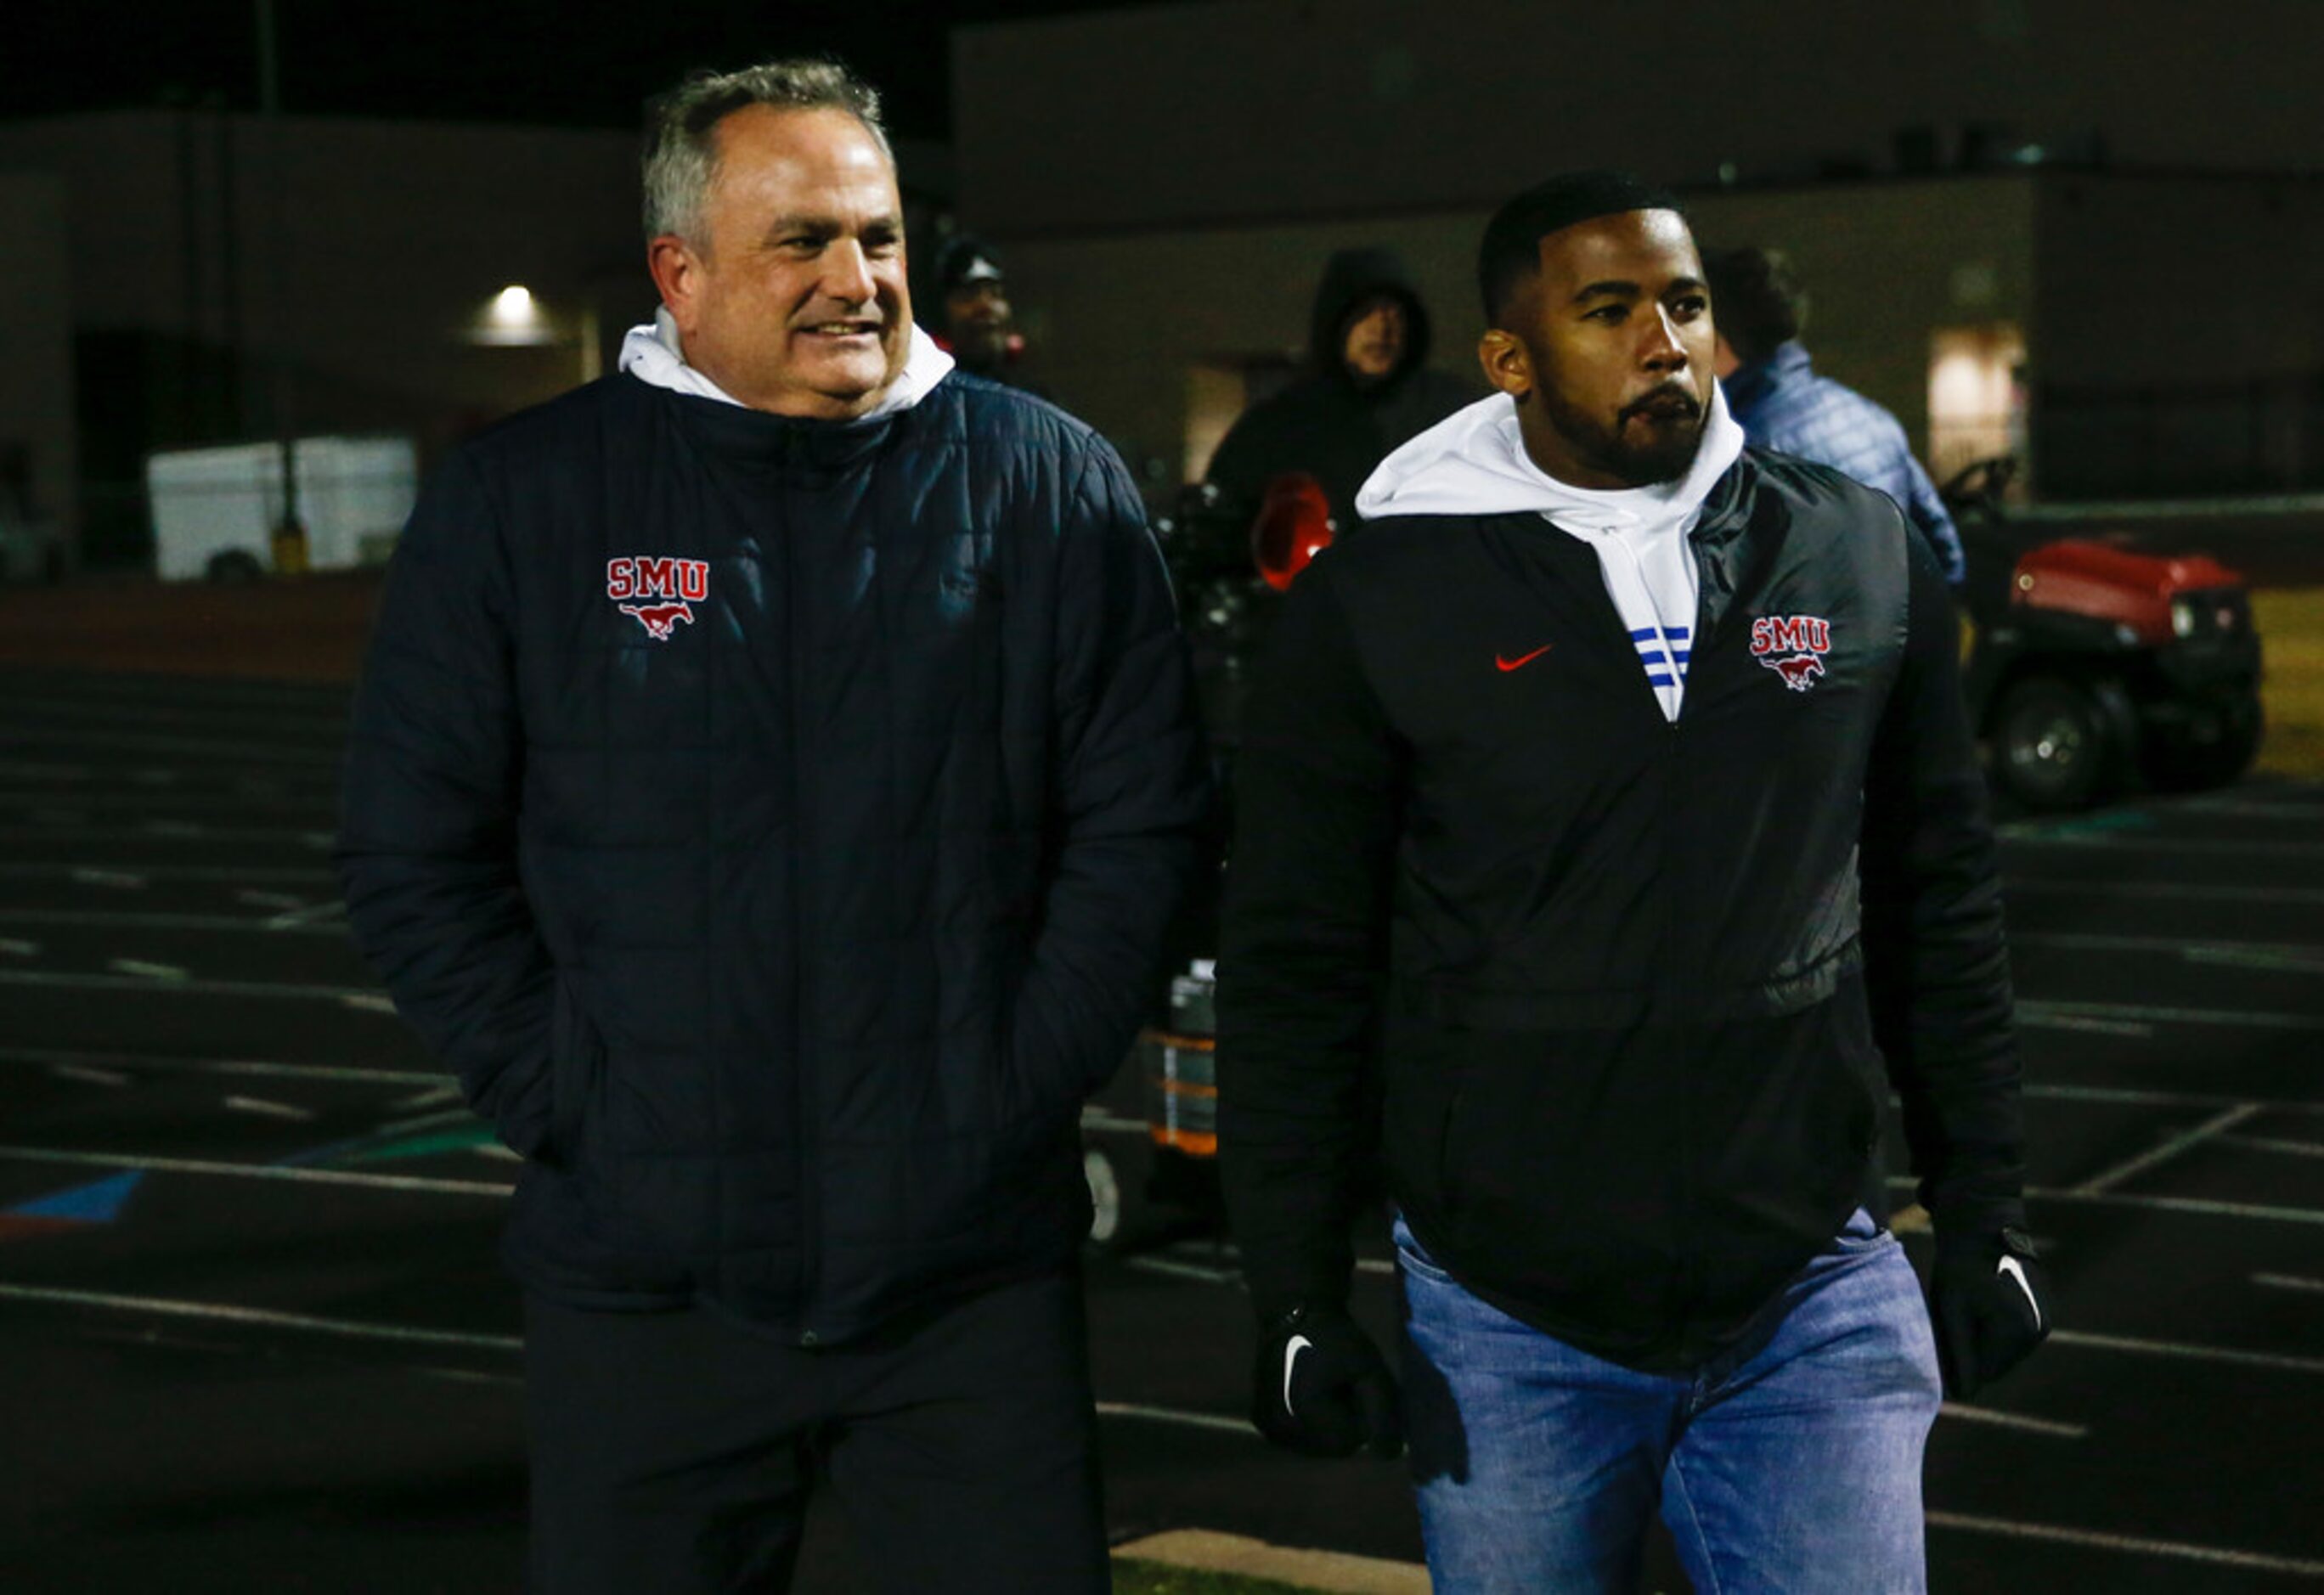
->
[651, 105, 911, 419]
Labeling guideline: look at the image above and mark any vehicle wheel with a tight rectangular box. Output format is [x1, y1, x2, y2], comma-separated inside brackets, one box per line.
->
[1990, 674, 2122, 812]
[1082, 1139, 1154, 1256]
[2146, 698, 2264, 793]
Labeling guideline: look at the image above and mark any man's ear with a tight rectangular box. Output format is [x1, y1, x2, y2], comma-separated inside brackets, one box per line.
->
[647, 234, 703, 336]
[1478, 328, 1533, 400]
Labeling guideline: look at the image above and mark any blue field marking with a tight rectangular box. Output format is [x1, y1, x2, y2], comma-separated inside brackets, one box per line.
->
[4, 1169, 144, 1225]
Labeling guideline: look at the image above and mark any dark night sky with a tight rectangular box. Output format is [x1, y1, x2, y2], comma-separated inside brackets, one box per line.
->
[8, 2, 1144, 142]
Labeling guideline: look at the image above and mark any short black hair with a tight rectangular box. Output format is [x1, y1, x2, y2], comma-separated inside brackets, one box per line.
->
[1702, 246, 1806, 364]
[1477, 170, 1686, 323]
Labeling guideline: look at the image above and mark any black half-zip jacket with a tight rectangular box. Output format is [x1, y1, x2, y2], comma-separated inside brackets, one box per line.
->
[1216, 449, 2023, 1372]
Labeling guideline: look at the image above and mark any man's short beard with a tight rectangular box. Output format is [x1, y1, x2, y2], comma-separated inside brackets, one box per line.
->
[1541, 387, 1704, 488]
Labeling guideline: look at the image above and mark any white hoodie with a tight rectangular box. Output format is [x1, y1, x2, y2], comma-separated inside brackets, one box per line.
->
[618, 306, 956, 418]
[1354, 386, 1746, 722]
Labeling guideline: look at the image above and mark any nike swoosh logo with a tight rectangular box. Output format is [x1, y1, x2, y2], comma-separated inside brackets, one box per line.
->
[1282, 1333, 1313, 1416]
[1998, 1256, 2042, 1330]
[1496, 643, 1554, 673]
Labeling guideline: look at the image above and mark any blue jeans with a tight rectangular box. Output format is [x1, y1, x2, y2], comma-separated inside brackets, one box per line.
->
[1397, 1209, 1942, 1594]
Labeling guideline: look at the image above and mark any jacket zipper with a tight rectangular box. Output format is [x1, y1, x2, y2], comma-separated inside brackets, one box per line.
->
[787, 470, 822, 1348]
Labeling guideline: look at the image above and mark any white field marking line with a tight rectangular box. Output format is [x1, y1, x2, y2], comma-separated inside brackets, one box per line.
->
[2216, 1133, 2324, 1158]
[2004, 879, 2324, 905]
[1355, 1258, 1396, 1277]
[222, 1095, 317, 1122]
[0, 727, 341, 766]
[0, 789, 336, 814]
[2073, 1104, 2263, 1195]
[9, 864, 342, 899]
[0, 1144, 512, 1197]
[65, 867, 145, 888]
[1997, 831, 2324, 858]
[1094, 1401, 1255, 1437]
[471, 1142, 522, 1164]
[0, 1283, 522, 1353]
[0, 936, 38, 955]
[236, 890, 307, 910]
[1935, 1402, 2089, 1440]
[2023, 1083, 2324, 1116]
[1079, 1108, 1150, 1135]
[0, 968, 385, 1004]
[2173, 796, 2324, 820]
[265, 899, 347, 930]
[0, 1048, 438, 1085]
[1125, 1255, 1243, 1287]
[0, 826, 333, 848]
[105, 958, 189, 982]
[2011, 931, 2324, 972]
[2017, 999, 2324, 1033]
[2045, 1328, 2324, 1376]
[1885, 1175, 2324, 1226]
[394, 1083, 465, 1110]
[0, 910, 341, 936]
[2254, 1273, 2324, 1294]
[2016, 1010, 2156, 1038]
[1926, 1511, 2324, 1580]
[47, 1064, 130, 1087]
[0, 696, 350, 736]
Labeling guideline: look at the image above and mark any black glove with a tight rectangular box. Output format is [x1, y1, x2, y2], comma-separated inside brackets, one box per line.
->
[1930, 1224, 2051, 1399]
[1250, 1303, 1403, 1458]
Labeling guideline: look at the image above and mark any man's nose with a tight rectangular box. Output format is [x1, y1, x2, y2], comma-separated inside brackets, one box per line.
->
[823, 240, 877, 303]
[1640, 305, 1689, 371]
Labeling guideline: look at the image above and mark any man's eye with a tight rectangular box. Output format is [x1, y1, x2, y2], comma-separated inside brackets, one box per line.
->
[1587, 306, 1627, 324]
[1672, 296, 1709, 318]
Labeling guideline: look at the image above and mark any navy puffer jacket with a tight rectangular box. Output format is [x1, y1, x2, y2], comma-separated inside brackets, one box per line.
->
[338, 370, 1209, 1344]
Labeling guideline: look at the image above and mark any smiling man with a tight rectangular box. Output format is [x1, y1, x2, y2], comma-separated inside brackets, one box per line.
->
[1218, 171, 2045, 1592]
[336, 58, 1207, 1595]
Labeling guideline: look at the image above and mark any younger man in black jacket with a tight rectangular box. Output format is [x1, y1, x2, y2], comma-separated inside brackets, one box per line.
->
[1218, 171, 2045, 1593]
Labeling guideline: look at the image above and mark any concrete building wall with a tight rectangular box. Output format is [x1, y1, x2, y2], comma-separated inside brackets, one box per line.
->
[2033, 172, 2324, 494]
[955, 0, 2323, 237]
[0, 172, 78, 559]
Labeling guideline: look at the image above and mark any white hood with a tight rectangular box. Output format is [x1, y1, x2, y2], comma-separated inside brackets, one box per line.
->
[618, 306, 956, 418]
[1353, 385, 1746, 724]
[1353, 381, 1744, 531]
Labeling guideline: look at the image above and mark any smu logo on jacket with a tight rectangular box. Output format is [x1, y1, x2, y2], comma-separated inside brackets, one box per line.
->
[1751, 614, 1832, 691]
[606, 556, 708, 640]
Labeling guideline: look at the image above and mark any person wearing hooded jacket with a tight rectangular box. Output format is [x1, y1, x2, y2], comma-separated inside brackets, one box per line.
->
[336, 61, 1207, 1595]
[1217, 172, 2045, 1593]
[1204, 247, 1476, 532]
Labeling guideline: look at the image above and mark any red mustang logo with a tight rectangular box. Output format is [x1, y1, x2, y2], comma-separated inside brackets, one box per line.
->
[618, 602, 694, 641]
[606, 555, 708, 641]
[1751, 614, 1832, 692]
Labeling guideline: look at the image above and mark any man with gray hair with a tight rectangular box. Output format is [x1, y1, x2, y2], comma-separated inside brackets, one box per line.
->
[338, 56, 1207, 1593]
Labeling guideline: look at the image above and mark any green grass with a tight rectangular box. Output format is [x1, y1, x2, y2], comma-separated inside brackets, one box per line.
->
[1112, 1562, 1330, 1595]
[2255, 588, 2324, 778]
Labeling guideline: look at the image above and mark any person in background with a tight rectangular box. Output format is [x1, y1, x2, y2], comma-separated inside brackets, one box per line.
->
[336, 57, 1207, 1595]
[1219, 171, 2044, 1593]
[1204, 247, 1475, 531]
[1705, 245, 1968, 586]
[933, 231, 1028, 383]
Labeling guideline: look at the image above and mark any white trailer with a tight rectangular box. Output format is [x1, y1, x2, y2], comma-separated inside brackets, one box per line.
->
[144, 436, 419, 581]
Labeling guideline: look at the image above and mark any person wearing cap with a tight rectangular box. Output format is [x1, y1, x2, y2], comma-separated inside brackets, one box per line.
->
[933, 232, 1028, 382]
[1705, 245, 1968, 587]
[1204, 248, 1476, 533]
[1218, 171, 2044, 1592]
